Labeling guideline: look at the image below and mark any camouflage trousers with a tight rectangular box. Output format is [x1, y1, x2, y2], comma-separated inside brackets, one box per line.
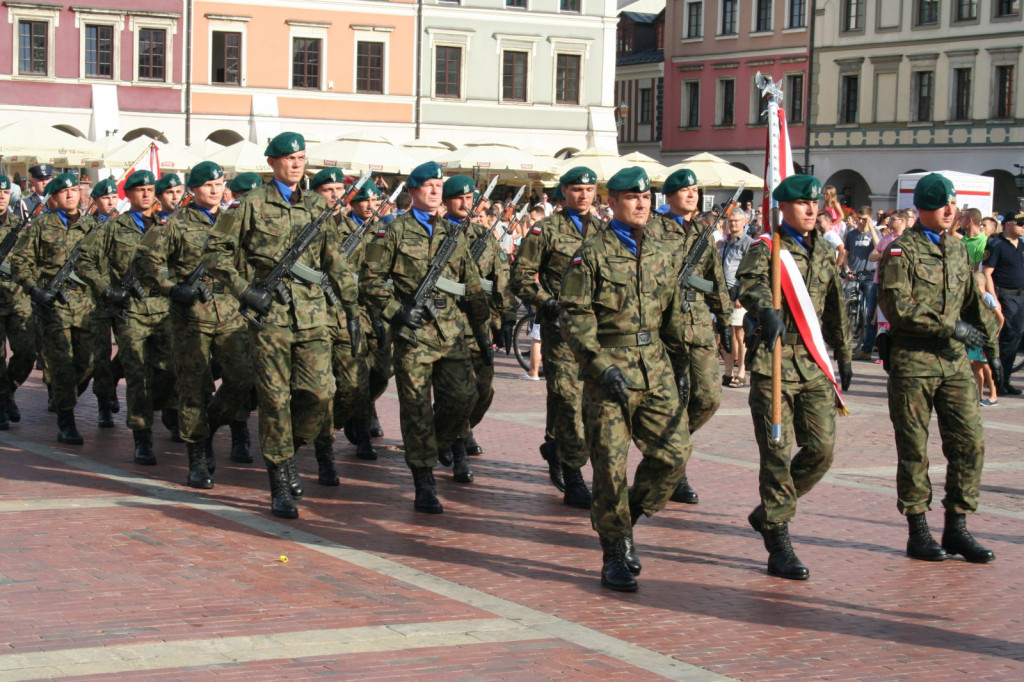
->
[116, 312, 176, 432]
[0, 305, 35, 396]
[91, 312, 122, 401]
[748, 371, 836, 528]
[354, 323, 394, 423]
[448, 336, 494, 438]
[540, 319, 589, 469]
[250, 323, 333, 464]
[324, 317, 367, 436]
[38, 308, 94, 411]
[393, 336, 478, 468]
[585, 365, 690, 541]
[674, 342, 723, 479]
[888, 372, 984, 516]
[172, 316, 253, 444]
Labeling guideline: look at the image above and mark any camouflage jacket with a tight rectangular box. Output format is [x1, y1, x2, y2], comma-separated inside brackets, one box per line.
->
[11, 209, 97, 326]
[466, 221, 515, 334]
[651, 213, 731, 348]
[559, 224, 688, 389]
[512, 209, 604, 308]
[77, 211, 170, 318]
[878, 223, 998, 377]
[202, 182, 359, 330]
[360, 211, 490, 352]
[0, 210, 30, 314]
[134, 204, 243, 330]
[738, 228, 851, 381]
[324, 212, 375, 332]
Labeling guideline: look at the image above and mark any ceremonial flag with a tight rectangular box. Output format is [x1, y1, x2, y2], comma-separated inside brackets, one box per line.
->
[760, 76, 794, 222]
[116, 142, 161, 199]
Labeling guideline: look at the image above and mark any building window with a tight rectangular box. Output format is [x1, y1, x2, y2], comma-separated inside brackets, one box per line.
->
[435, 45, 462, 98]
[955, 0, 978, 21]
[85, 24, 113, 78]
[560, 0, 580, 12]
[617, 23, 633, 53]
[356, 41, 384, 94]
[717, 79, 735, 125]
[686, 1, 703, 38]
[788, 0, 807, 28]
[682, 81, 700, 127]
[638, 88, 652, 123]
[996, 0, 1020, 17]
[755, 0, 773, 32]
[502, 50, 528, 102]
[555, 53, 581, 104]
[912, 71, 934, 121]
[840, 74, 859, 123]
[292, 37, 321, 89]
[506, 0, 526, 7]
[916, 0, 939, 24]
[211, 31, 241, 85]
[138, 28, 166, 81]
[18, 20, 47, 75]
[786, 73, 804, 122]
[842, 0, 864, 31]
[953, 68, 972, 120]
[995, 65, 1015, 118]
[721, 0, 738, 34]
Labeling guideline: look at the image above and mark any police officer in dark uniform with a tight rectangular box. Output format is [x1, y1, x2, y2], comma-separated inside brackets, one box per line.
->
[982, 209, 1024, 396]
[20, 164, 53, 217]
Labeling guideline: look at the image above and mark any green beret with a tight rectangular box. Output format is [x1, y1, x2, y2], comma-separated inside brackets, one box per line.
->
[606, 167, 650, 193]
[154, 173, 182, 195]
[351, 182, 381, 203]
[772, 174, 822, 202]
[913, 173, 956, 211]
[310, 168, 346, 190]
[407, 161, 444, 188]
[662, 168, 698, 195]
[91, 178, 118, 198]
[123, 170, 156, 191]
[560, 166, 597, 186]
[550, 185, 564, 202]
[264, 132, 305, 158]
[0, 175, 9, 191]
[45, 173, 80, 195]
[229, 172, 263, 194]
[187, 162, 224, 188]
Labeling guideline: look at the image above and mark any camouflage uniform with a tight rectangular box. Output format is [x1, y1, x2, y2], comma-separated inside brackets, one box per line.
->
[737, 230, 850, 528]
[559, 222, 691, 541]
[90, 212, 123, 416]
[77, 212, 176, 432]
[0, 210, 36, 410]
[877, 223, 998, 516]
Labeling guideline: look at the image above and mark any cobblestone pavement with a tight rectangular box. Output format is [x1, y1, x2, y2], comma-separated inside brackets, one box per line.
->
[0, 354, 1021, 680]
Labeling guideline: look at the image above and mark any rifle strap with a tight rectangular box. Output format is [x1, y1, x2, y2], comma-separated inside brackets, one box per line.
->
[478, 278, 493, 294]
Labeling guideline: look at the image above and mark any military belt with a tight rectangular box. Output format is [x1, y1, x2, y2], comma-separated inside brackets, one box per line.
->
[210, 282, 225, 294]
[479, 277, 493, 294]
[782, 332, 802, 346]
[597, 330, 659, 348]
[684, 290, 697, 302]
[997, 286, 1024, 297]
[891, 335, 942, 351]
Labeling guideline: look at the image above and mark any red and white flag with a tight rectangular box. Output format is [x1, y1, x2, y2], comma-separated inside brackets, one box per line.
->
[761, 76, 794, 222]
[116, 142, 161, 199]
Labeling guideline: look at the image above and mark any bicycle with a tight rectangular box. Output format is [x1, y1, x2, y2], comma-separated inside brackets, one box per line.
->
[512, 310, 540, 373]
[843, 270, 873, 349]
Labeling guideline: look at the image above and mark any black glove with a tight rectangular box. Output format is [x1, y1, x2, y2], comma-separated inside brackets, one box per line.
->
[757, 307, 785, 351]
[540, 297, 561, 321]
[989, 357, 1004, 390]
[240, 285, 272, 316]
[476, 333, 494, 366]
[718, 323, 733, 354]
[599, 366, 631, 407]
[392, 304, 425, 331]
[347, 316, 363, 358]
[372, 317, 387, 348]
[30, 285, 57, 309]
[676, 372, 690, 407]
[169, 284, 198, 306]
[498, 319, 515, 354]
[952, 321, 984, 348]
[102, 285, 129, 309]
[839, 361, 853, 392]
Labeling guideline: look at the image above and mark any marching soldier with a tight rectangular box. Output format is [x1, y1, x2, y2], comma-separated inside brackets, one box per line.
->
[155, 174, 185, 218]
[559, 167, 692, 592]
[738, 175, 852, 580]
[88, 178, 124, 427]
[360, 161, 492, 514]
[135, 161, 254, 489]
[77, 170, 177, 465]
[228, 173, 263, 202]
[203, 132, 361, 519]
[878, 173, 999, 564]
[512, 166, 599, 509]
[11, 173, 97, 443]
[652, 168, 733, 505]
[0, 175, 36, 429]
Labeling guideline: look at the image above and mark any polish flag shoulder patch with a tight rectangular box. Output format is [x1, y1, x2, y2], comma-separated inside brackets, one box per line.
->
[531, 225, 542, 235]
[572, 255, 582, 266]
[376, 227, 388, 237]
[889, 247, 902, 257]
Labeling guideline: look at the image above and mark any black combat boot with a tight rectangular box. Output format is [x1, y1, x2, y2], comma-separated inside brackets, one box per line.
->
[562, 463, 592, 509]
[451, 438, 474, 483]
[599, 536, 638, 592]
[540, 440, 564, 492]
[941, 512, 996, 563]
[229, 421, 252, 463]
[97, 397, 114, 428]
[5, 392, 20, 423]
[906, 513, 946, 561]
[342, 419, 358, 445]
[368, 404, 383, 437]
[46, 385, 56, 413]
[669, 476, 699, 504]
[205, 436, 216, 475]
[109, 395, 120, 413]
[265, 459, 298, 519]
[56, 409, 84, 445]
[133, 428, 156, 465]
[410, 465, 443, 514]
[0, 394, 9, 430]
[764, 522, 809, 580]
[283, 457, 304, 499]
[354, 419, 377, 460]
[437, 447, 453, 467]
[314, 436, 340, 486]
[186, 441, 213, 489]
[622, 529, 642, 576]
[463, 430, 483, 456]
[748, 504, 769, 551]
[161, 408, 183, 442]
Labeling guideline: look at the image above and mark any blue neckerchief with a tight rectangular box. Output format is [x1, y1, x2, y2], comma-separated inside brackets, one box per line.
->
[352, 214, 365, 226]
[160, 210, 172, 219]
[56, 209, 70, 227]
[922, 228, 942, 246]
[273, 179, 294, 204]
[782, 221, 807, 253]
[668, 211, 687, 228]
[656, 204, 671, 214]
[566, 207, 584, 234]
[446, 216, 462, 228]
[97, 213, 110, 225]
[129, 210, 146, 233]
[609, 218, 638, 256]
[195, 205, 216, 225]
[411, 206, 433, 236]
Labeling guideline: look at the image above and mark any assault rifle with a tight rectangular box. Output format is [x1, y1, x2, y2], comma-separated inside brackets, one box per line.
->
[676, 182, 745, 313]
[341, 181, 404, 258]
[239, 170, 372, 329]
[470, 184, 524, 262]
[42, 243, 85, 306]
[118, 193, 198, 304]
[398, 175, 498, 346]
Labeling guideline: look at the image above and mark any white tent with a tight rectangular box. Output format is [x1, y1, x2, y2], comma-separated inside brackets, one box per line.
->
[0, 118, 97, 166]
[896, 171, 993, 216]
